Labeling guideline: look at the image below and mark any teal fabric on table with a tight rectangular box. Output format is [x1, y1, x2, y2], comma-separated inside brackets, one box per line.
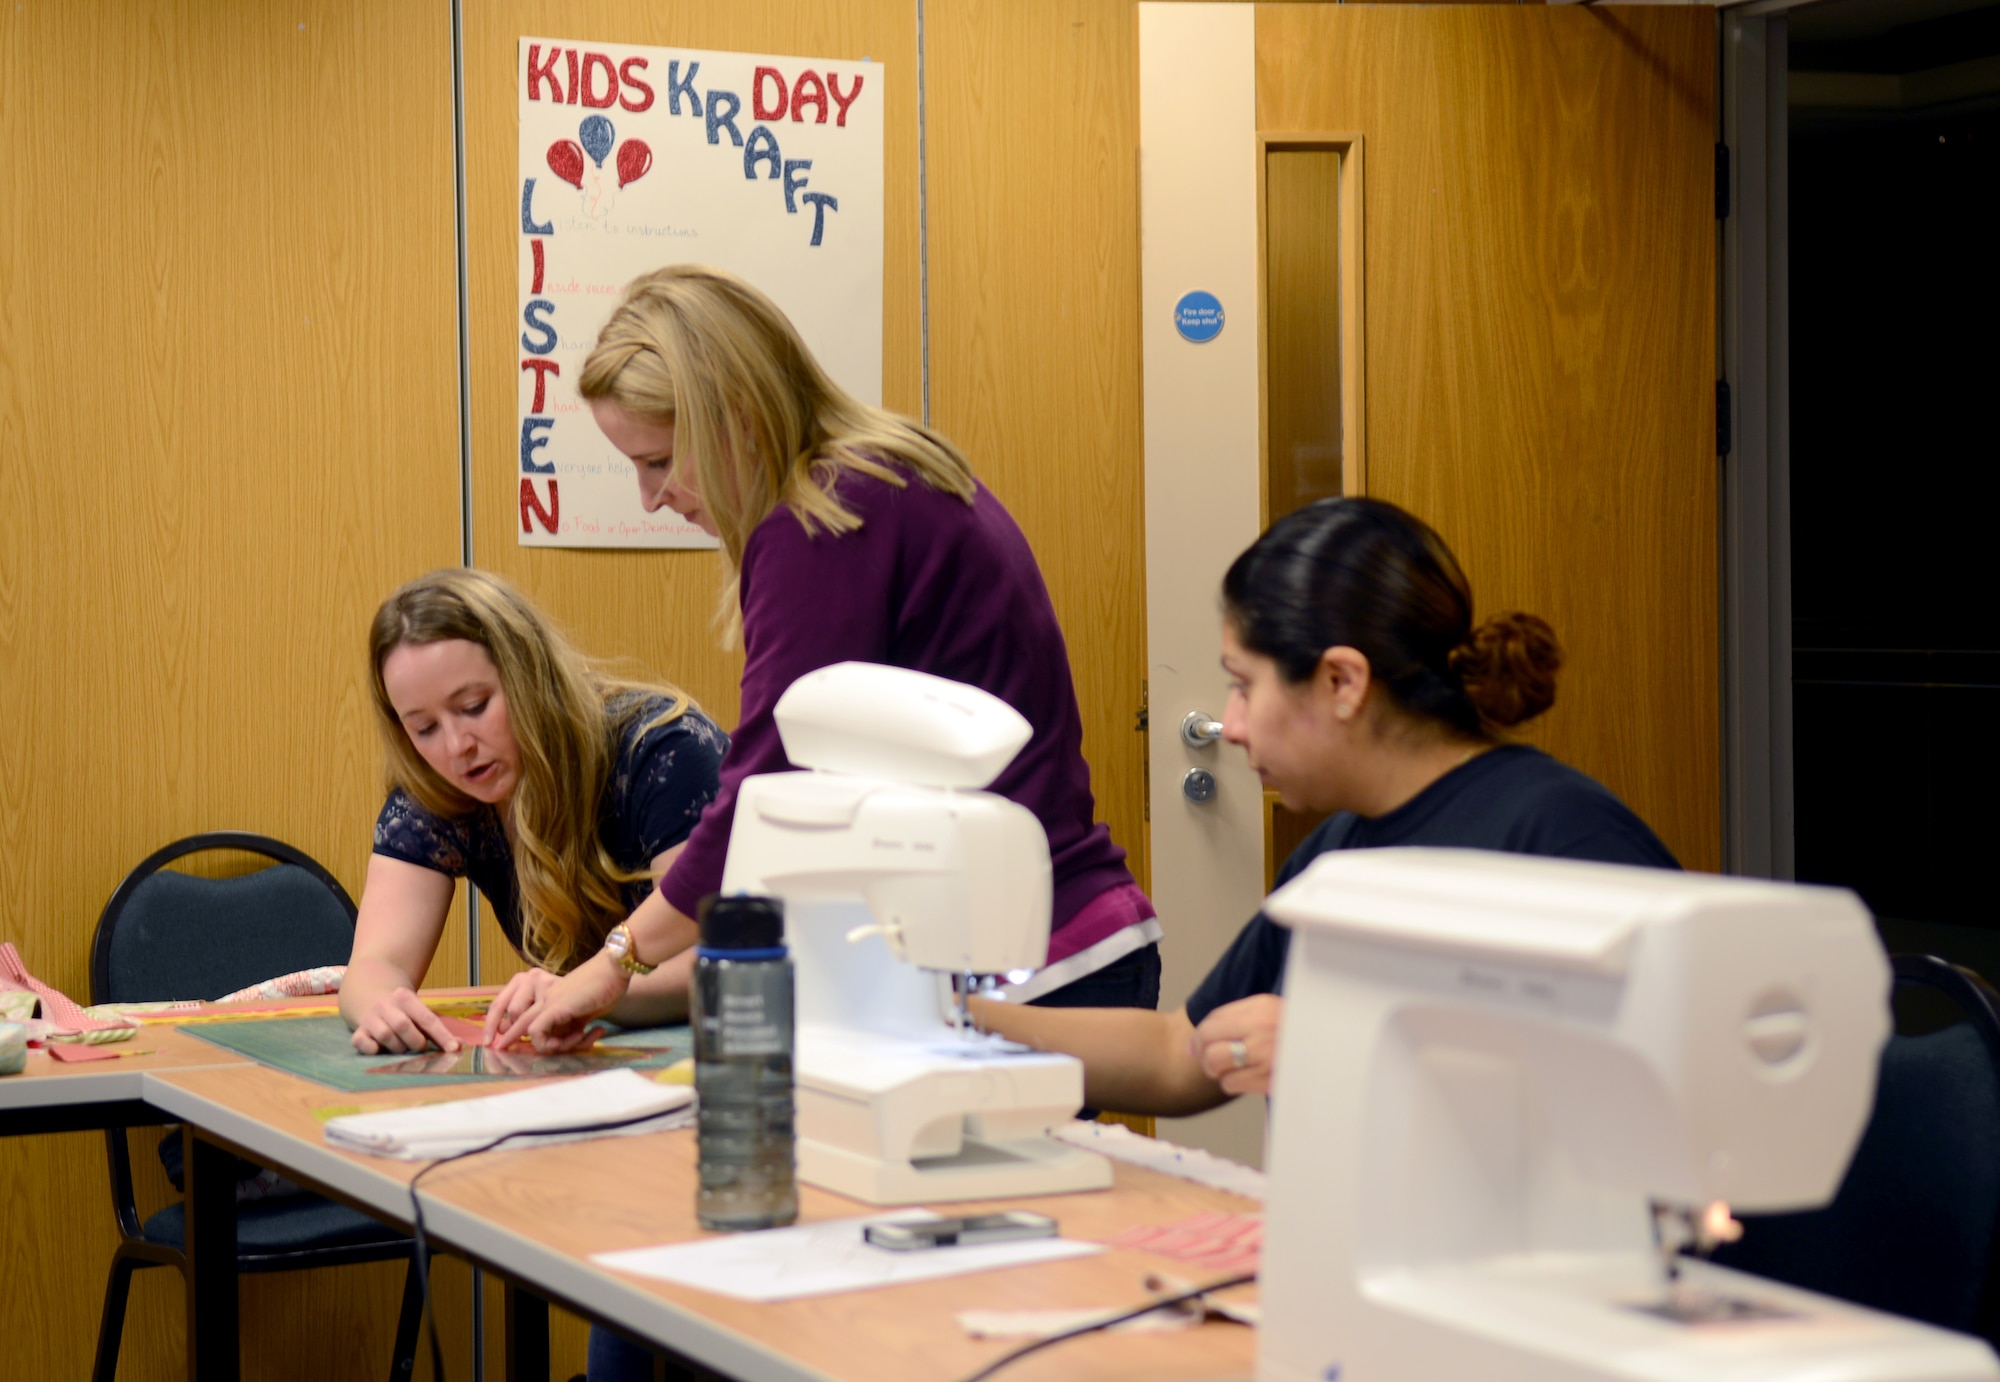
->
[187, 1015, 692, 1093]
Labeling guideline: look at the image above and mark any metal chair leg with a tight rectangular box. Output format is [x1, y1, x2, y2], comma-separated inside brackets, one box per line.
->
[390, 1253, 426, 1382]
[92, 1250, 139, 1382]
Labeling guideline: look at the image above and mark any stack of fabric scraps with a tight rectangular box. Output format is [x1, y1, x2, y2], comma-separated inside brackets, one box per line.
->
[955, 1213, 1265, 1341]
[1103, 1211, 1263, 1277]
[0, 942, 138, 1048]
[957, 1270, 1259, 1339]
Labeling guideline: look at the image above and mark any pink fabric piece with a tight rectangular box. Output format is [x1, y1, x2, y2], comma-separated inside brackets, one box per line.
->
[434, 1014, 535, 1052]
[0, 942, 129, 1039]
[1104, 1212, 1263, 1277]
[45, 1042, 124, 1064]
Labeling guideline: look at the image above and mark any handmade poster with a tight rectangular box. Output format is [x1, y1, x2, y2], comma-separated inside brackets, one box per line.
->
[517, 38, 884, 548]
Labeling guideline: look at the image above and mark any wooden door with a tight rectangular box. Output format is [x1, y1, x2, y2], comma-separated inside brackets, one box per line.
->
[1260, 4, 1720, 870]
[1143, 3, 1718, 1164]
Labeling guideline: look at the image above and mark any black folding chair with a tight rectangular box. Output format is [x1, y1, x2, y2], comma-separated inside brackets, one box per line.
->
[88, 830, 425, 1382]
[1713, 952, 2000, 1343]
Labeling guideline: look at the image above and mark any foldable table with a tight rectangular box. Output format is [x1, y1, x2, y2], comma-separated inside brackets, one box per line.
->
[146, 1060, 1261, 1382]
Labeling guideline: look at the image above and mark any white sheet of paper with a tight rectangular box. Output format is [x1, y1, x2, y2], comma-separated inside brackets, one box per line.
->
[590, 1210, 1103, 1301]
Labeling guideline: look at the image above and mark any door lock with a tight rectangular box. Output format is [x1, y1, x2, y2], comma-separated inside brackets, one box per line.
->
[1182, 768, 1218, 804]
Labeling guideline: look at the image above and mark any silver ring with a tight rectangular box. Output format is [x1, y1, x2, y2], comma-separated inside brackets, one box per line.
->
[1227, 1039, 1248, 1070]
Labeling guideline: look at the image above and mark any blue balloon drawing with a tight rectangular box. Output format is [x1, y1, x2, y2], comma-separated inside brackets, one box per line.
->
[580, 116, 616, 169]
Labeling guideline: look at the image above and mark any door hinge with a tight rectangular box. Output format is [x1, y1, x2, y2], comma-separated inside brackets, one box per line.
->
[1715, 142, 1731, 220]
[1138, 679, 1150, 822]
[1717, 378, 1733, 457]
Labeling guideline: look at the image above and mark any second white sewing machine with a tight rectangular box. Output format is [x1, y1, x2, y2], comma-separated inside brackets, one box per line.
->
[1258, 848, 2000, 1382]
[718, 661, 1111, 1205]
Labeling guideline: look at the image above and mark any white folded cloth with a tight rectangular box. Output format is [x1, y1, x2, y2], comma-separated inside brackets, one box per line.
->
[324, 1069, 694, 1161]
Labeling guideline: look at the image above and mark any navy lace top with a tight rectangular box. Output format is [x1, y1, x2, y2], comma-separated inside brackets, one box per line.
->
[372, 696, 728, 955]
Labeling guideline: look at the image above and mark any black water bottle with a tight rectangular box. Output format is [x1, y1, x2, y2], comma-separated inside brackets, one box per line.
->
[692, 894, 797, 1230]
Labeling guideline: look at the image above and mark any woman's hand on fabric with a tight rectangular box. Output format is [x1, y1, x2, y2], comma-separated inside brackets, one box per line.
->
[1188, 994, 1284, 1097]
[481, 968, 561, 1048]
[507, 952, 629, 1053]
[349, 986, 460, 1056]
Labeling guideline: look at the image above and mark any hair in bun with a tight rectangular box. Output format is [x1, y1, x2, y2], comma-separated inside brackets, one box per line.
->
[1449, 612, 1562, 728]
[1222, 498, 1561, 739]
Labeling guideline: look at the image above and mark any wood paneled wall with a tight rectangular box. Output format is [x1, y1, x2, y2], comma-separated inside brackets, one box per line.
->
[925, 0, 1150, 891]
[4, 3, 1713, 1378]
[1256, 5, 1721, 869]
[0, 2, 466, 1378]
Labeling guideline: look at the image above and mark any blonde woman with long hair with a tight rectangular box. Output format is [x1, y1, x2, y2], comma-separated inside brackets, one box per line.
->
[503, 264, 1160, 1055]
[340, 569, 726, 1055]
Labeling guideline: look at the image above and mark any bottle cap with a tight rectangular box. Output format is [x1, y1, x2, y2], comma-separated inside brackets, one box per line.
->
[698, 893, 785, 951]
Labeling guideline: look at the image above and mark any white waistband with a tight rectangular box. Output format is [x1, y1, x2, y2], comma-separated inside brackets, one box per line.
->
[997, 919, 1164, 1004]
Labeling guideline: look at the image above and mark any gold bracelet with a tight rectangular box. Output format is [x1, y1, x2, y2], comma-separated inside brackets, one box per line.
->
[603, 923, 656, 977]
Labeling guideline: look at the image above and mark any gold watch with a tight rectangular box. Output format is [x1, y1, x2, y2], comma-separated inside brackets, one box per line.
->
[603, 923, 656, 976]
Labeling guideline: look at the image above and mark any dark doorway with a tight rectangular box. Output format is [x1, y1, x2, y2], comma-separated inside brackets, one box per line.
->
[1789, 0, 2000, 972]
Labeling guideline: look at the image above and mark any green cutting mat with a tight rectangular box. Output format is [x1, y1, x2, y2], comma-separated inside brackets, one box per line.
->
[188, 1015, 693, 1093]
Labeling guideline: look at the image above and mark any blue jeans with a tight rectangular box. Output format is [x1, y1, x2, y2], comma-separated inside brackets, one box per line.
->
[586, 1325, 658, 1382]
[1026, 941, 1161, 1011]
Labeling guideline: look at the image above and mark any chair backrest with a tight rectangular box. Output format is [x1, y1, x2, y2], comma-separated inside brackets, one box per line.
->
[89, 832, 358, 1005]
[1713, 953, 2000, 1342]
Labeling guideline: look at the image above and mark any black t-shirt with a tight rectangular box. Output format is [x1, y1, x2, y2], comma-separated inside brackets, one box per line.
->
[1184, 744, 1680, 1025]
[371, 696, 727, 955]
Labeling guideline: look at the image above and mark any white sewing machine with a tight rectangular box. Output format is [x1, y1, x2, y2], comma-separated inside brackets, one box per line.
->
[1258, 848, 2000, 1382]
[718, 662, 1111, 1205]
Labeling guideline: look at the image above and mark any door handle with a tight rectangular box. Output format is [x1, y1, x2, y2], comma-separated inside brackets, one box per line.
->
[1181, 711, 1224, 748]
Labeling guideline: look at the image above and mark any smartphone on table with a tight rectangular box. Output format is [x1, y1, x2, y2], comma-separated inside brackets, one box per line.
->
[863, 1211, 1058, 1251]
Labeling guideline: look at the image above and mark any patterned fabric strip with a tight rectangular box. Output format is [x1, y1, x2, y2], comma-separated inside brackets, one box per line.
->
[215, 965, 346, 1004]
[0, 942, 134, 1036]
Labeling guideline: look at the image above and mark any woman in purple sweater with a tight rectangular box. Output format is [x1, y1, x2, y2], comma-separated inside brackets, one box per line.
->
[506, 264, 1158, 1055]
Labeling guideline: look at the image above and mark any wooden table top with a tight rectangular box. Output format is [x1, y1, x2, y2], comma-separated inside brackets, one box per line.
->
[0, 987, 494, 1114]
[146, 1061, 1260, 1382]
[0, 1023, 254, 1112]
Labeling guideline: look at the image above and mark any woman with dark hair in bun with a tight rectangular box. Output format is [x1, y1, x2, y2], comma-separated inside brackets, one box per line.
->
[972, 497, 1677, 1117]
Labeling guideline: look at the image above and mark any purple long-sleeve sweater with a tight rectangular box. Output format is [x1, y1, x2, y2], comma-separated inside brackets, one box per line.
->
[659, 466, 1139, 962]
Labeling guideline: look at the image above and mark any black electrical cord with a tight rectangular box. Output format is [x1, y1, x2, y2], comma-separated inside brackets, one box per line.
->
[956, 1270, 1259, 1382]
[397, 1108, 1240, 1382]
[402, 1109, 684, 1382]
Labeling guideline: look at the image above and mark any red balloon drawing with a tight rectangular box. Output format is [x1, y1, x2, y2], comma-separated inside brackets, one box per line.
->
[617, 140, 653, 189]
[547, 139, 584, 188]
